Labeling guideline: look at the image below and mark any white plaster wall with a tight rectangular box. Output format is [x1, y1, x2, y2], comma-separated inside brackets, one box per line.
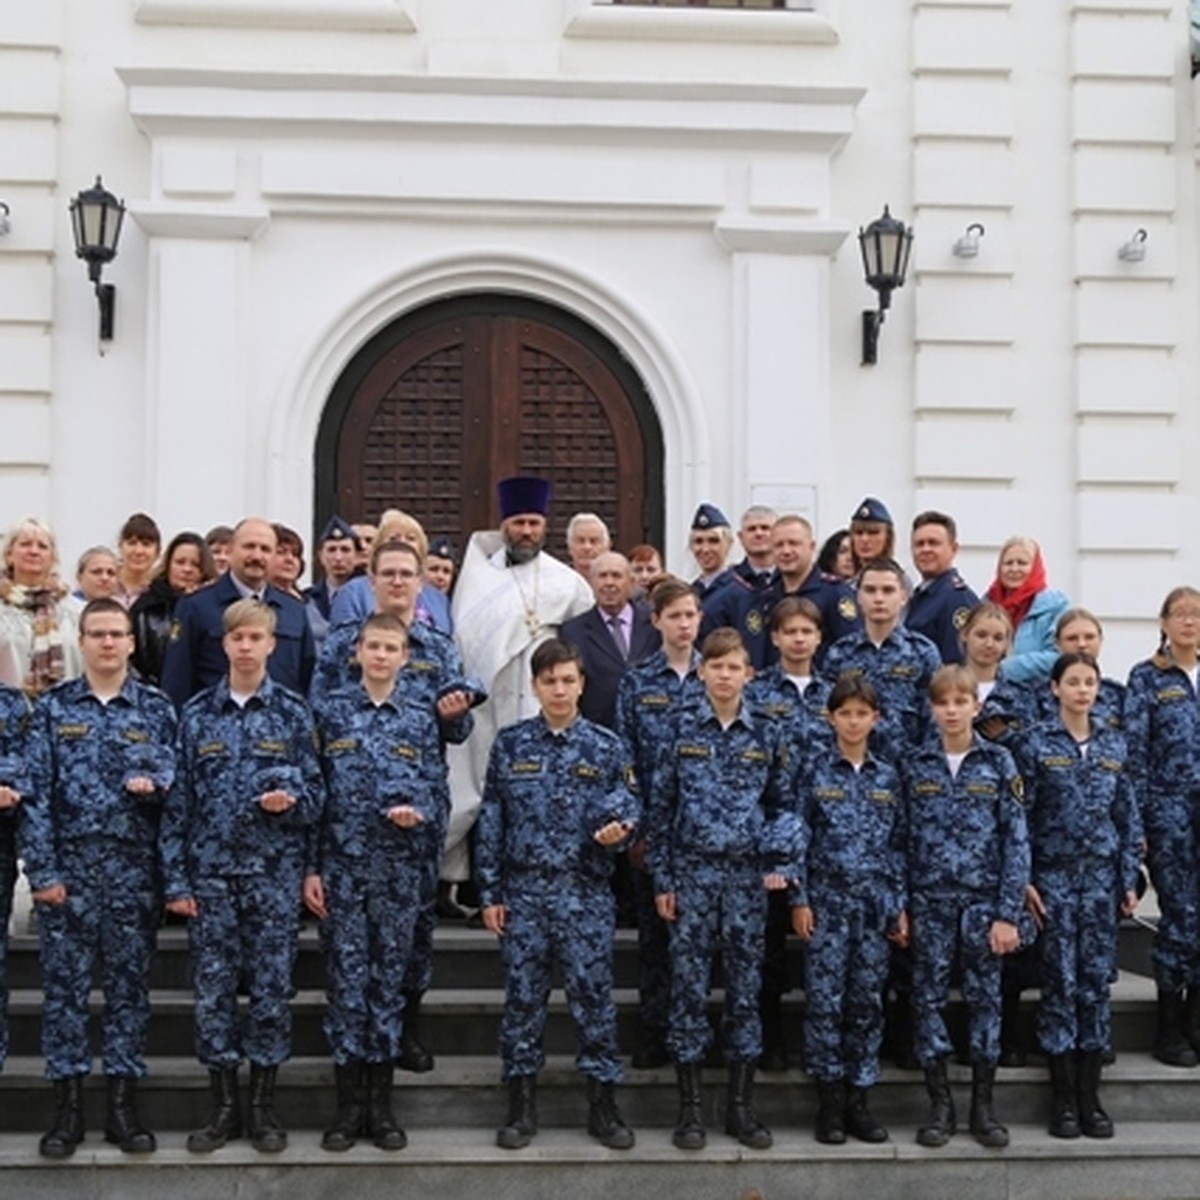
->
[0, 0, 1196, 675]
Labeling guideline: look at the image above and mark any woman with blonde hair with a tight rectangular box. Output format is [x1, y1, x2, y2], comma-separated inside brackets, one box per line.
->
[0, 517, 83, 697]
[986, 536, 1069, 685]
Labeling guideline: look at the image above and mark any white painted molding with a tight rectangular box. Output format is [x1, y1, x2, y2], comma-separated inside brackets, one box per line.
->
[134, 0, 417, 32]
[713, 217, 850, 256]
[129, 203, 271, 240]
[563, 0, 837, 44]
[118, 67, 863, 151]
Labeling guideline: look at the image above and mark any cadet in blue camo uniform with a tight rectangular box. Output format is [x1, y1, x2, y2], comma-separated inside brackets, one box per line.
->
[744, 595, 831, 1072]
[976, 607, 1124, 1069]
[649, 628, 795, 1152]
[1019, 652, 1140, 1139]
[821, 557, 941, 764]
[161, 599, 325, 1155]
[821, 558, 939, 1069]
[791, 676, 905, 1146]
[978, 609, 1125, 753]
[613, 576, 706, 1070]
[310, 538, 473, 1073]
[21, 599, 176, 1158]
[0, 681, 29, 1079]
[306, 613, 444, 1152]
[476, 637, 638, 1152]
[905, 665, 1030, 1151]
[1122, 586, 1200, 1069]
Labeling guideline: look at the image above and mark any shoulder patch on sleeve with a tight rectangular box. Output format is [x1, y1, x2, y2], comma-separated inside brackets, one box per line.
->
[838, 597, 857, 621]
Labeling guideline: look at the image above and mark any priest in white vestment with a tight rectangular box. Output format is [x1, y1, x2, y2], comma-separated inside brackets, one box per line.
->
[442, 476, 594, 881]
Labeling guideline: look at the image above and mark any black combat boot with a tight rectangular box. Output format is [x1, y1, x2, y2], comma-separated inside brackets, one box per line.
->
[1153, 990, 1198, 1067]
[725, 1061, 772, 1149]
[104, 1076, 156, 1153]
[916, 1059, 956, 1148]
[366, 1062, 407, 1150]
[586, 1077, 635, 1149]
[814, 1079, 846, 1145]
[969, 1063, 1008, 1148]
[397, 990, 434, 1072]
[247, 1063, 287, 1152]
[187, 1066, 241, 1152]
[1047, 1053, 1081, 1138]
[39, 1076, 85, 1159]
[496, 1075, 537, 1149]
[1076, 1050, 1114, 1139]
[845, 1085, 888, 1143]
[672, 1062, 706, 1150]
[321, 1060, 365, 1152]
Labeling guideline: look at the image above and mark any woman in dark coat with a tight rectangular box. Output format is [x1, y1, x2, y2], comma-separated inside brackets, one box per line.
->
[130, 532, 215, 686]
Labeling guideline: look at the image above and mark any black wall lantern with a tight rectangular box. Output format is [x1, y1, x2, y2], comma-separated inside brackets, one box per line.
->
[69, 176, 126, 342]
[858, 205, 913, 366]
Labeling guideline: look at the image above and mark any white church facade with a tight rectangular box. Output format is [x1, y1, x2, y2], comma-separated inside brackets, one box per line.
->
[0, 0, 1196, 673]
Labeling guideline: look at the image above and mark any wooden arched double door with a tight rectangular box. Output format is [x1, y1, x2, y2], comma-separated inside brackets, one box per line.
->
[316, 296, 664, 559]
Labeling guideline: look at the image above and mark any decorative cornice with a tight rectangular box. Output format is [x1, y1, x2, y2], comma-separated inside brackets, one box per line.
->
[134, 0, 416, 32]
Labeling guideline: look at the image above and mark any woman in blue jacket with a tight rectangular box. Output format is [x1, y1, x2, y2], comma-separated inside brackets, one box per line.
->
[986, 537, 1069, 685]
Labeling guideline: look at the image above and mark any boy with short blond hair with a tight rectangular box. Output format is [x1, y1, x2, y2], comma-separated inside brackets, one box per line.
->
[904, 664, 1030, 1150]
[162, 598, 325, 1155]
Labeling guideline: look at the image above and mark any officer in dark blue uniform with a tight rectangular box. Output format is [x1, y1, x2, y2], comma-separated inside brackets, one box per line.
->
[0, 682, 29, 1079]
[425, 536, 458, 596]
[304, 516, 362, 650]
[688, 503, 736, 604]
[905, 512, 979, 665]
[161, 517, 316, 708]
[476, 638, 638, 1153]
[706, 516, 859, 670]
[23, 599, 177, 1158]
[307, 613, 445, 1152]
[162, 599, 325, 1155]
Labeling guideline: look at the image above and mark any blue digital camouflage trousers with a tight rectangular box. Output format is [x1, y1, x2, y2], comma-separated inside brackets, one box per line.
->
[1035, 862, 1120, 1055]
[802, 887, 891, 1087]
[321, 854, 422, 1065]
[911, 893, 1003, 1066]
[189, 872, 301, 1069]
[36, 840, 158, 1080]
[634, 865, 670, 1049]
[401, 802, 446, 996]
[499, 875, 622, 1083]
[0, 832, 13, 1070]
[1143, 807, 1200, 992]
[668, 859, 766, 1065]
